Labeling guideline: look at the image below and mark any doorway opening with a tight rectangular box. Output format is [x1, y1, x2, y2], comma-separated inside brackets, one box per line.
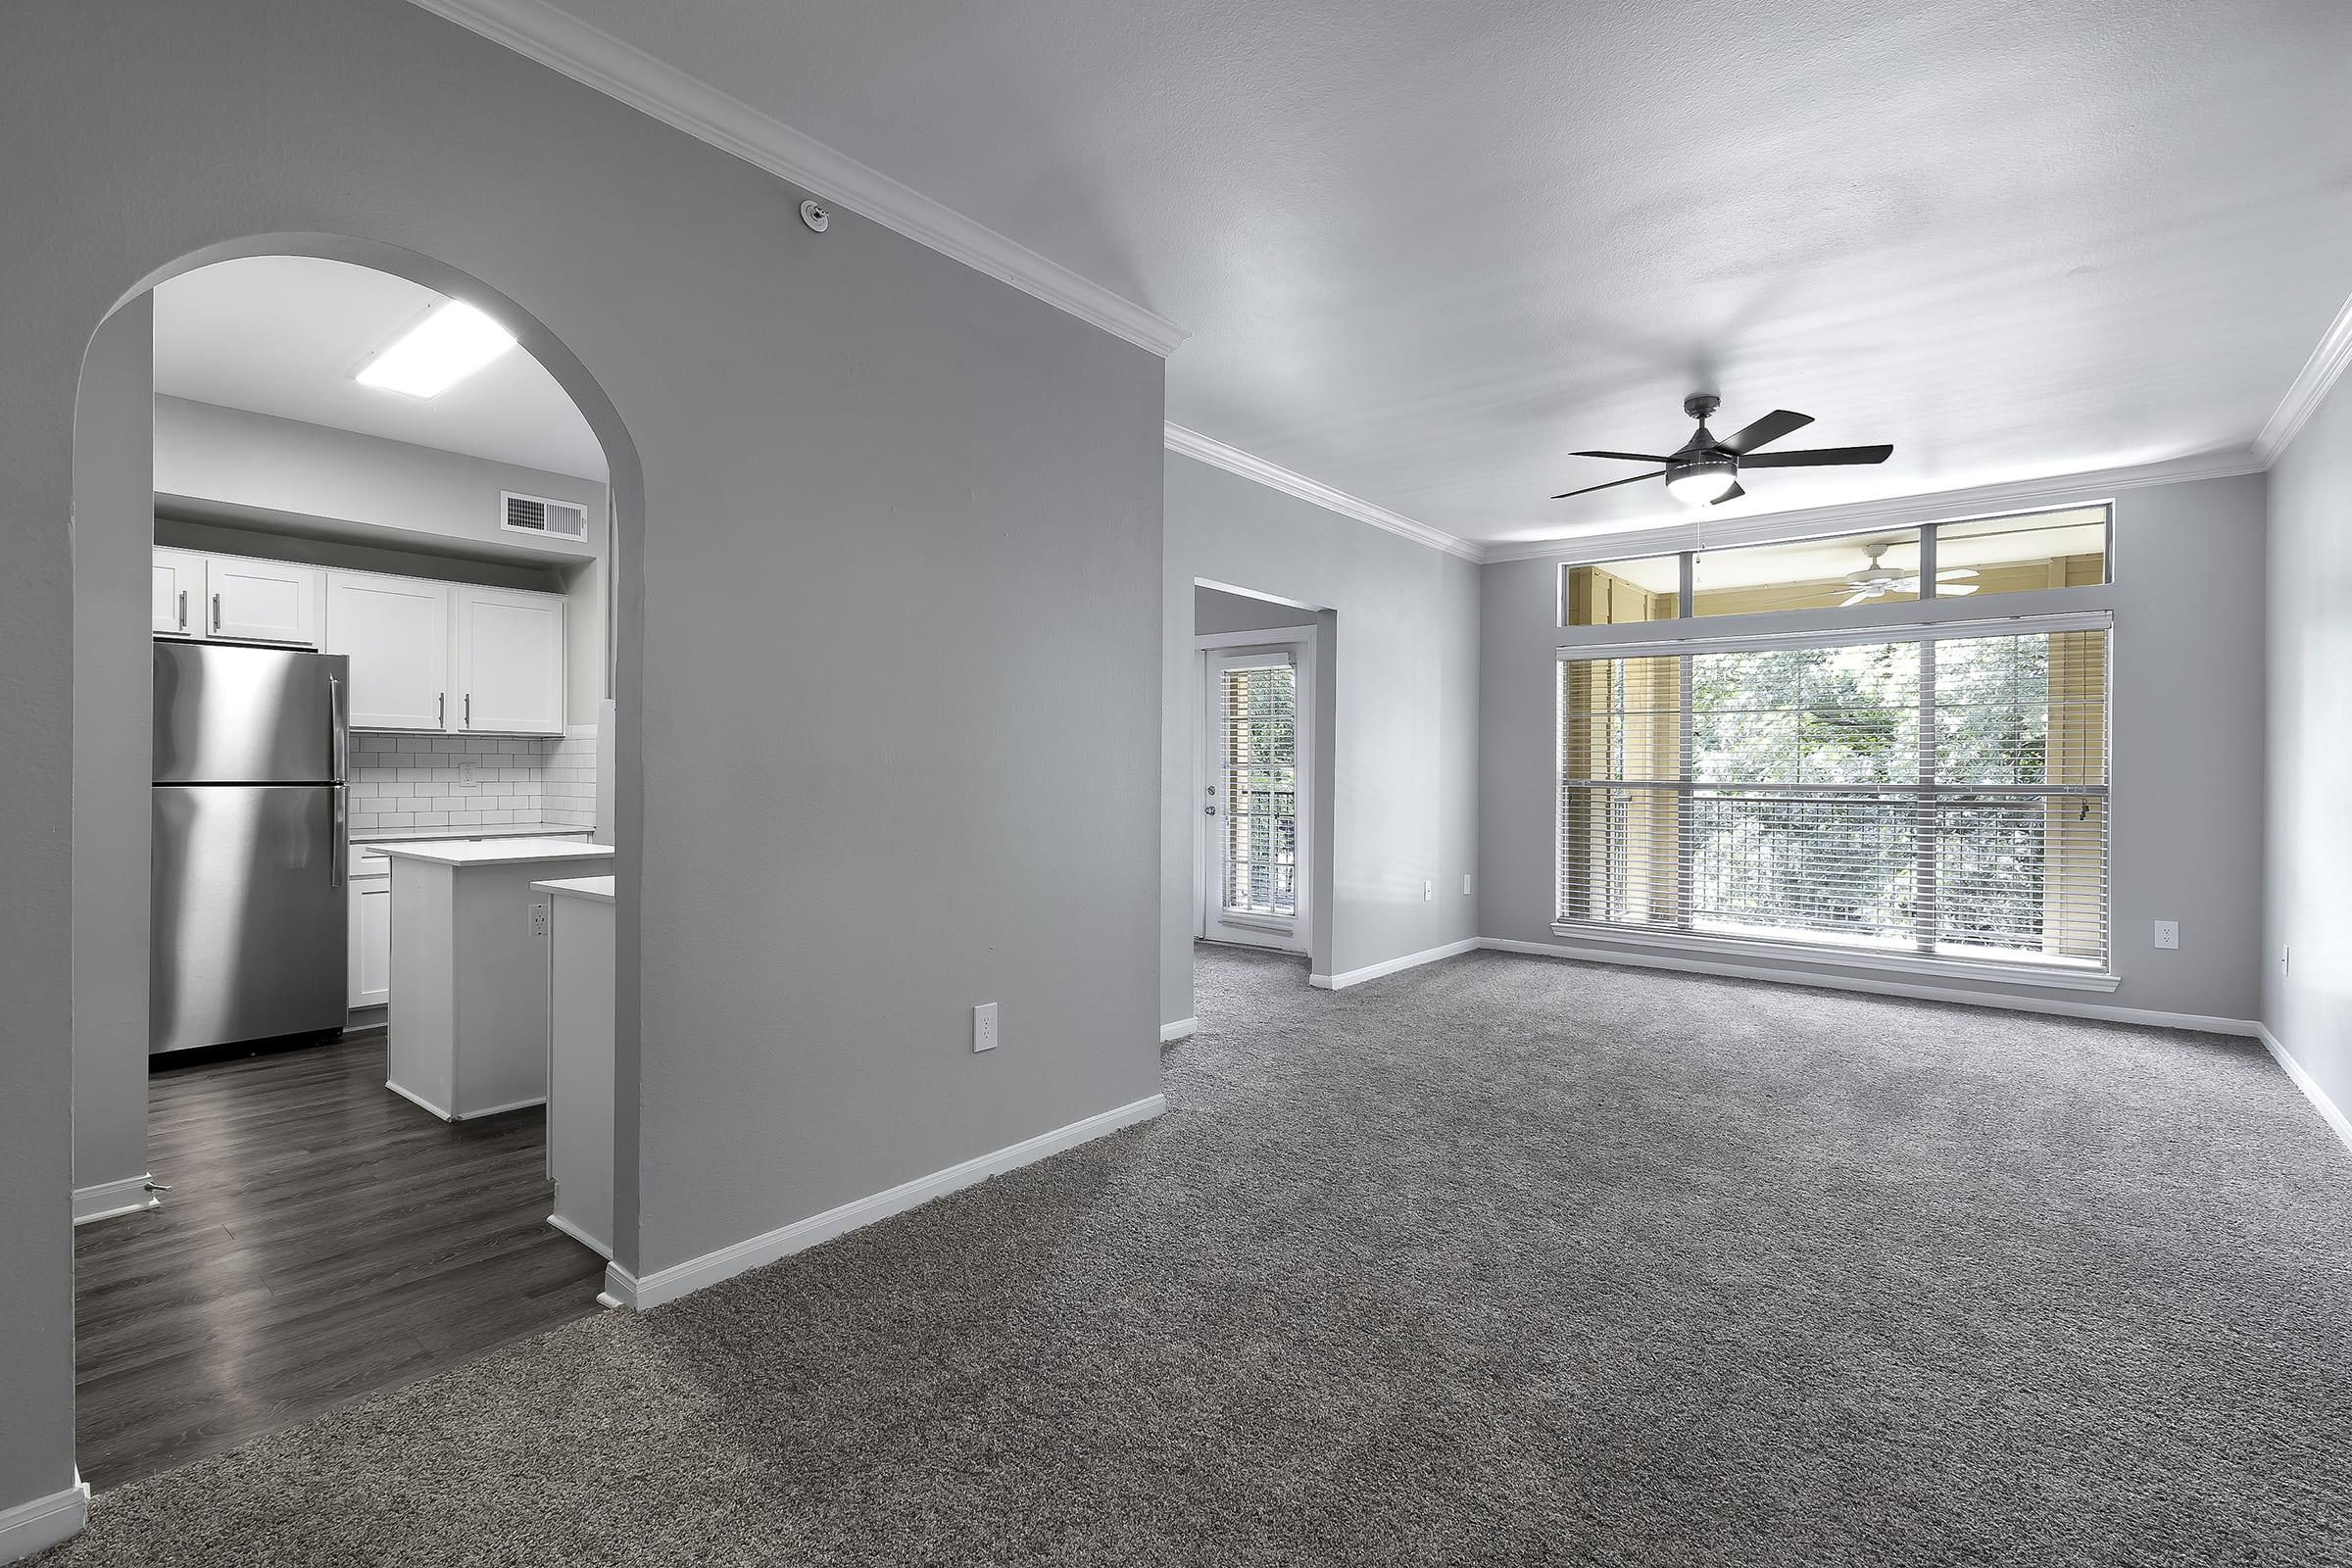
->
[1193, 584, 1319, 961]
[72, 245, 633, 1491]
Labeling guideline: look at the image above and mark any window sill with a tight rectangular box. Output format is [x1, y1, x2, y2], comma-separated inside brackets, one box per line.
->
[1215, 912, 1297, 936]
[1546, 923, 2120, 993]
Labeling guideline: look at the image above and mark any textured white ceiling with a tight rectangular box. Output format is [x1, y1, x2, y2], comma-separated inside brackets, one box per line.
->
[521, 0, 2352, 545]
[152, 256, 609, 480]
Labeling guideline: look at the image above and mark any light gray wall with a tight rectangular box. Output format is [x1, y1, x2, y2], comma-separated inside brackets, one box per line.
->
[5, 0, 1163, 1522]
[1194, 584, 1312, 636]
[156, 395, 610, 724]
[1479, 472, 2269, 1022]
[73, 301, 153, 1210]
[1163, 455, 1480, 1023]
[2265, 372, 2352, 1112]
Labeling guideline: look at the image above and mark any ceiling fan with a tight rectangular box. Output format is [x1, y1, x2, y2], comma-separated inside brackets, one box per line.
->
[1552, 394, 1893, 506]
[1840, 542, 1976, 607]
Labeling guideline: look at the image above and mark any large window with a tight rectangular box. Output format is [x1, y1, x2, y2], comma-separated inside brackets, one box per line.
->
[1556, 615, 2110, 974]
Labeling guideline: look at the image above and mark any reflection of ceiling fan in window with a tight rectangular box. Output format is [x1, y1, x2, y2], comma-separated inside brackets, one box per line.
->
[1840, 542, 1976, 607]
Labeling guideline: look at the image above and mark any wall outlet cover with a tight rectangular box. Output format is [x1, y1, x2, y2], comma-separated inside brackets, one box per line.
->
[528, 901, 549, 938]
[973, 1002, 999, 1053]
[1422, 880, 1433, 902]
[2153, 920, 2180, 951]
[457, 760, 481, 791]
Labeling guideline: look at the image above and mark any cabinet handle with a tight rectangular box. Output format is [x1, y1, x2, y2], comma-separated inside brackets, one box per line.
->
[464, 693, 471, 728]
[438, 693, 446, 727]
[211, 593, 221, 633]
[176, 590, 187, 631]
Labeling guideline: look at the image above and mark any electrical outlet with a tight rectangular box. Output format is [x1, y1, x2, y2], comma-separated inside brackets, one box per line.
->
[2281, 944, 2291, 975]
[457, 760, 481, 792]
[1462, 873, 1473, 896]
[1423, 880, 1433, 902]
[2152, 919, 2179, 951]
[973, 1002, 999, 1053]
[528, 901, 549, 938]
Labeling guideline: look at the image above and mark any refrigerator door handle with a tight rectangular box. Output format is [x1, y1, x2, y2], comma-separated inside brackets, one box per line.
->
[327, 673, 348, 783]
[331, 786, 347, 889]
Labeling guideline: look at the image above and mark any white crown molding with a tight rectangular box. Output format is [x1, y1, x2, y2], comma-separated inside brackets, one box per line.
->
[401, 0, 1188, 358]
[2255, 289, 2352, 465]
[1482, 447, 2267, 565]
[1165, 425, 1484, 563]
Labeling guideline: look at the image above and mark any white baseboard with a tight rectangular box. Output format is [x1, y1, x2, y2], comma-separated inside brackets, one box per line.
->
[546, 1211, 613, 1260]
[74, 1173, 158, 1226]
[1158, 1017, 1199, 1043]
[1479, 938, 2262, 1037]
[604, 1092, 1167, 1311]
[385, 1081, 545, 1122]
[0, 1475, 87, 1562]
[1309, 936, 1481, 992]
[2257, 1023, 2352, 1156]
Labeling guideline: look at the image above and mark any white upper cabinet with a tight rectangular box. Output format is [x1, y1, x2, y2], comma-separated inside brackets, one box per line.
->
[454, 585, 566, 735]
[325, 571, 450, 731]
[151, 547, 204, 636]
[206, 556, 320, 646]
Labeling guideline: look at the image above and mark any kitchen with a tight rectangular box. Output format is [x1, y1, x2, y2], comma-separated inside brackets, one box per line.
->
[74, 255, 624, 1489]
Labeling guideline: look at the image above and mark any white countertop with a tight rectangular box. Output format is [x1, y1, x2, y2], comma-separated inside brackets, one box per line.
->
[376, 837, 617, 868]
[352, 821, 592, 845]
[533, 875, 615, 904]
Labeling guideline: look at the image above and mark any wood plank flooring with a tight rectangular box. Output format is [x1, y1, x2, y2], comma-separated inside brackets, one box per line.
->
[74, 1031, 606, 1491]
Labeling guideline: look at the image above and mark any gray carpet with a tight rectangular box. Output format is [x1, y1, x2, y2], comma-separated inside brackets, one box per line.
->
[43, 947, 2352, 1565]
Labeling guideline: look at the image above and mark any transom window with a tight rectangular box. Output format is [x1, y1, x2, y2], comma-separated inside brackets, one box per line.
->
[1556, 615, 2110, 974]
[1562, 504, 2110, 626]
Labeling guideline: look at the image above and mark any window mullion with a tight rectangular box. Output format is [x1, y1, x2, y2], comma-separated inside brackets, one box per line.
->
[1913, 639, 1938, 955]
[1676, 651, 1694, 932]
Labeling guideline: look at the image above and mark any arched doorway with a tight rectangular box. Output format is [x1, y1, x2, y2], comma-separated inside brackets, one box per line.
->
[71, 236, 643, 1491]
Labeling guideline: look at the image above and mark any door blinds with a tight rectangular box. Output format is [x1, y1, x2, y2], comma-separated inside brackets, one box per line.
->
[1556, 614, 2110, 971]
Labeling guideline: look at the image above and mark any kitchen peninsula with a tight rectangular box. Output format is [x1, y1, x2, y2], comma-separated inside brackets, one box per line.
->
[381, 836, 613, 1120]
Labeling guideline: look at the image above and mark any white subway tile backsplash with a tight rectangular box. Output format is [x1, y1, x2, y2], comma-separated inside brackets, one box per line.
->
[348, 730, 598, 833]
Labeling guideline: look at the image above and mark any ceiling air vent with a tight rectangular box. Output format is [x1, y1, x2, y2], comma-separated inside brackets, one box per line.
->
[501, 491, 590, 542]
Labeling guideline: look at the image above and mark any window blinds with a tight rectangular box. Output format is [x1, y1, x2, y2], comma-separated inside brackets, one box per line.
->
[1556, 616, 2109, 971]
[1221, 662, 1298, 918]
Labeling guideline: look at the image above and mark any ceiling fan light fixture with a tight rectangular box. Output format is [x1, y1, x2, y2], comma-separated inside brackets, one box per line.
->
[1665, 458, 1738, 506]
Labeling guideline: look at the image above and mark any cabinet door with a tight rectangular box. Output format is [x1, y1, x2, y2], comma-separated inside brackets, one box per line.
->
[325, 572, 450, 731]
[152, 549, 203, 636]
[348, 877, 392, 1008]
[454, 586, 565, 735]
[208, 557, 321, 646]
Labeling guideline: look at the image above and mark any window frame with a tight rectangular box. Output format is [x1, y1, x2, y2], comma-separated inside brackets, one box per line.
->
[1558, 502, 2115, 628]
[1550, 606, 2119, 994]
[1194, 626, 1318, 952]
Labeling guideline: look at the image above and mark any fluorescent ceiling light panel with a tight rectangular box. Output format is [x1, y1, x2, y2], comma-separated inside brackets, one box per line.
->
[354, 300, 515, 397]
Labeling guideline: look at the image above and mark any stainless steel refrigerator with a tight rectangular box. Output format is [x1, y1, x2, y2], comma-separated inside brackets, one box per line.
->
[152, 641, 350, 1055]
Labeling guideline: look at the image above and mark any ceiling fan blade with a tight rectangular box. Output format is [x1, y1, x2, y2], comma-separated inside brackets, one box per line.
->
[1570, 450, 1673, 464]
[1936, 566, 1980, 580]
[1550, 469, 1665, 501]
[1739, 444, 1894, 468]
[1718, 409, 1813, 455]
[1838, 590, 1874, 608]
[1710, 480, 1746, 505]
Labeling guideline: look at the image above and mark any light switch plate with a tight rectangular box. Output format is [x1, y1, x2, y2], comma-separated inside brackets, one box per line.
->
[973, 1002, 999, 1053]
[1423, 880, 1433, 902]
[2153, 919, 2179, 951]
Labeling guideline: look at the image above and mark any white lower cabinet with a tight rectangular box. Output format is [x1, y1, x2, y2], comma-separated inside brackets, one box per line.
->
[349, 870, 392, 1008]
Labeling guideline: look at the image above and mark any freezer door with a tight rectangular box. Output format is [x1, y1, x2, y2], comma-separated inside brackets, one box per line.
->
[155, 641, 350, 784]
[152, 784, 349, 1054]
